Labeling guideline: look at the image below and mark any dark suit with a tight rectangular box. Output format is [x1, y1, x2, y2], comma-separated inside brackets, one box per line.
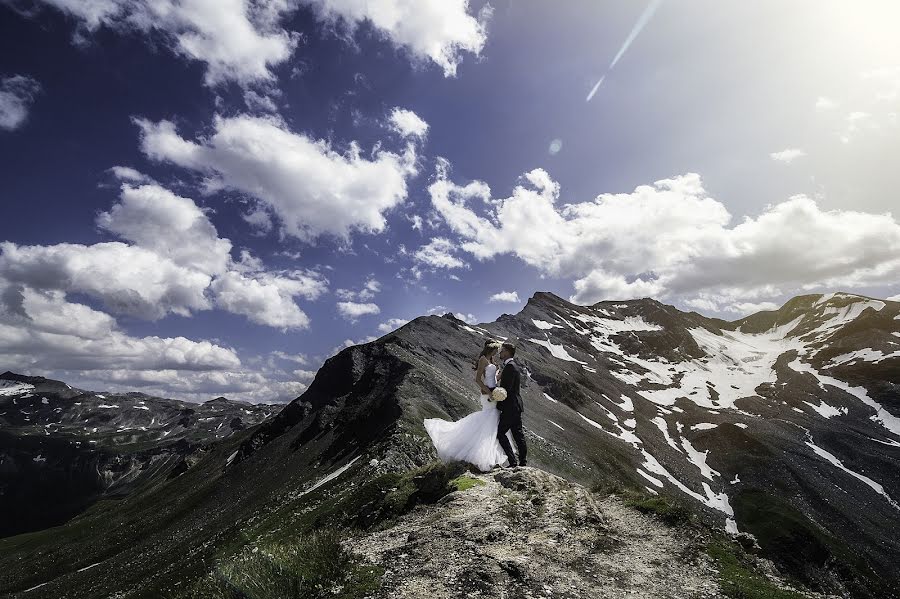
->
[496, 358, 527, 466]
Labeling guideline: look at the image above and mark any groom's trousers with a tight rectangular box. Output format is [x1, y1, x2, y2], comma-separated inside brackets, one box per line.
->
[497, 410, 527, 466]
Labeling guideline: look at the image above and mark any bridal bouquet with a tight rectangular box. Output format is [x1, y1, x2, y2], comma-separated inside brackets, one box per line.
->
[491, 387, 507, 402]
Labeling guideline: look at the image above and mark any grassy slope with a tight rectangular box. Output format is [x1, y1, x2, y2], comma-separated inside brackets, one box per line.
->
[0, 419, 358, 598]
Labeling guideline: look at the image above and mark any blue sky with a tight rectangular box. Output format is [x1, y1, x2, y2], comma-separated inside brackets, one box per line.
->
[1, 1, 899, 401]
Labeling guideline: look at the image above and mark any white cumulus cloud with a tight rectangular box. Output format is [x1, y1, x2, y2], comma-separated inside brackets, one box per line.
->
[770, 148, 806, 163]
[414, 237, 466, 270]
[389, 107, 429, 138]
[0, 240, 214, 319]
[337, 301, 380, 321]
[96, 182, 233, 275]
[137, 114, 418, 243]
[306, 0, 490, 77]
[210, 269, 324, 330]
[489, 291, 520, 303]
[335, 277, 381, 302]
[0, 75, 40, 131]
[0, 181, 334, 402]
[377, 317, 410, 333]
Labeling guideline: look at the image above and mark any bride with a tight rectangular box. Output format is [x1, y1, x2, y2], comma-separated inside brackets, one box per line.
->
[423, 340, 510, 472]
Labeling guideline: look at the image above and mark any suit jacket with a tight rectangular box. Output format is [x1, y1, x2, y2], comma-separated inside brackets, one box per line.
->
[498, 359, 524, 415]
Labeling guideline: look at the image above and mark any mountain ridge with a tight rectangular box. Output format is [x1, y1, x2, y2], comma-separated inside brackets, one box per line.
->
[238, 289, 899, 596]
[1, 290, 898, 597]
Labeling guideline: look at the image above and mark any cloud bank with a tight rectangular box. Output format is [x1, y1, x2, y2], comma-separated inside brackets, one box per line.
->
[26, 0, 490, 84]
[0, 178, 332, 401]
[30, 0, 297, 85]
[429, 163, 900, 312]
[1, 182, 326, 327]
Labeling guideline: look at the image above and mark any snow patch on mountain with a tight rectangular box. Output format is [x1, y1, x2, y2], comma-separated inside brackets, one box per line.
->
[637, 467, 663, 488]
[460, 325, 481, 336]
[682, 437, 720, 481]
[802, 298, 886, 342]
[789, 358, 900, 437]
[814, 292, 836, 306]
[610, 394, 634, 412]
[579, 403, 737, 531]
[571, 313, 663, 334]
[528, 337, 588, 364]
[691, 423, 718, 431]
[636, 320, 802, 410]
[638, 448, 737, 532]
[0, 381, 34, 396]
[802, 400, 847, 418]
[805, 438, 899, 510]
[827, 348, 900, 366]
[650, 416, 682, 453]
[287, 456, 362, 501]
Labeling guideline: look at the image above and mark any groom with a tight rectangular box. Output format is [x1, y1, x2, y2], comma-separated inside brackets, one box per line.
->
[496, 341, 527, 467]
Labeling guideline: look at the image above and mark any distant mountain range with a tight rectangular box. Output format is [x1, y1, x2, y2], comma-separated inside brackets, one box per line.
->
[1, 291, 898, 598]
[0, 372, 275, 536]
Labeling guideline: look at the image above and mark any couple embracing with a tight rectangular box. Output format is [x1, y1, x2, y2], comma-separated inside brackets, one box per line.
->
[424, 340, 527, 471]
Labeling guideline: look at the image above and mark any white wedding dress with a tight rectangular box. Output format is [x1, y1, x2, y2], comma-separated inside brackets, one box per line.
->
[423, 363, 510, 472]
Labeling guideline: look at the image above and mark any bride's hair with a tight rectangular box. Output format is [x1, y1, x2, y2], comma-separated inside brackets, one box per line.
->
[472, 339, 501, 370]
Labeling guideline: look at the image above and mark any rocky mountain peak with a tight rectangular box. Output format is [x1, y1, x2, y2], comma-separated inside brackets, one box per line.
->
[204, 396, 237, 406]
[525, 290, 569, 307]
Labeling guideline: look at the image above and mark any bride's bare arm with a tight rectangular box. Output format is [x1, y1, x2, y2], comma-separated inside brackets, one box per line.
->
[475, 355, 490, 394]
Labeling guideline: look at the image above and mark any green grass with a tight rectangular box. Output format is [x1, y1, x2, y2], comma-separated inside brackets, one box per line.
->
[606, 486, 694, 527]
[600, 486, 805, 597]
[729, 489, 889, 598]
[179, 460, 473, 597]
[560, 493, 580, 525]
[236, 459, 473, 548]
[500, 489, 524, 523]
[624, 494, 693, 526]
[707, 540, 806, 599]
[449, 474, 485, 492]
[182, 529, 382, 599]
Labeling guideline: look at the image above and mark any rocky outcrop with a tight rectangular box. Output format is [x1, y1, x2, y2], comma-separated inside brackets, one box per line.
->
[347, 467, 721, 598]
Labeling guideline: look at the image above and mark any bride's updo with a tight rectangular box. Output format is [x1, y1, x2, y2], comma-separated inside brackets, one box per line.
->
[472, 339, 502, 370]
